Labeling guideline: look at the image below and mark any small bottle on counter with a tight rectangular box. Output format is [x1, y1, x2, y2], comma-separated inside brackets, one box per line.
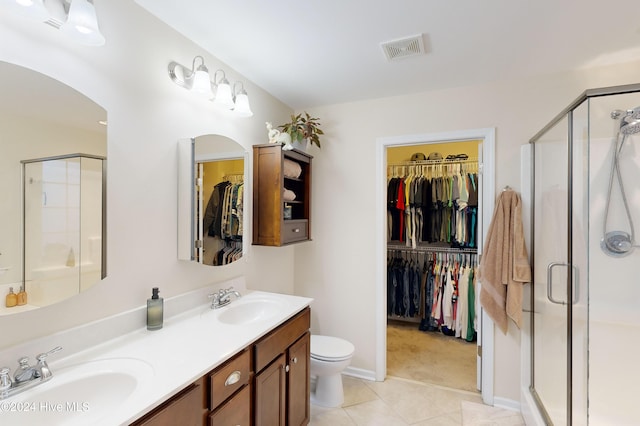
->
[17, 285, 27, 306]
[146, 287, 163, 331]
[5, 287, 17, 308]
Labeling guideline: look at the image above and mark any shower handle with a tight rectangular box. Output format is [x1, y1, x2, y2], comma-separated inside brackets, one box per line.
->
[546, 262, 578, 305]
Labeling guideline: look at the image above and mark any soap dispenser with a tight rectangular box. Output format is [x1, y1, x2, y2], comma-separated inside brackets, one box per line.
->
[146, 287, 163, 330]
[17, 285, 27, 306]
[5, 287, 17, 308]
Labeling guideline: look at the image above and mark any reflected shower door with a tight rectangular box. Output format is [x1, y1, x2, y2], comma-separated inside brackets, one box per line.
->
[23, 155, 104, 308]
[531, 115, 569, 424]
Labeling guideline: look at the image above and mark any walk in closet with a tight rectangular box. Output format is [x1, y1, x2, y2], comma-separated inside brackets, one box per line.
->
[386, 141, 480, 392]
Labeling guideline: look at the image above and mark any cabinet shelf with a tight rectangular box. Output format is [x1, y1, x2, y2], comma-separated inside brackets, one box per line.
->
[253, 144, 312, 246]
[285, 176, 304, 183]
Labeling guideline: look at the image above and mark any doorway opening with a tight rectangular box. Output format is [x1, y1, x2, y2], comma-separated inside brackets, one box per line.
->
[375, 128, 496, 404]
[386, 141, 480, 393]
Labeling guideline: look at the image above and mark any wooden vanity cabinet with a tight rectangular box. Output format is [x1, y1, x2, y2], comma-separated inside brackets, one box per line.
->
[254, 307, 311, 426]
[208, 348, 252, 425]
[253, 144, 312, 246]
[131, 308, 310, 426]
[132, 376, 208, 426]
[132, 350, 251, 426]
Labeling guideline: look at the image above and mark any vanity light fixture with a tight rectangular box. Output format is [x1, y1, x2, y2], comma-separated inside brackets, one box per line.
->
[212, 69, 234, 110]
[232, 82, 254, 117]
[3, 0, 50, 21]
[59, 0, 105, 46]
[168, 56, 254, 118]
[1, 0, 106, 46]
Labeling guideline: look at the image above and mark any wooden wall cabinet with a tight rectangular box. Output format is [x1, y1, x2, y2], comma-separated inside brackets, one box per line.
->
[253, 144, 312, 246]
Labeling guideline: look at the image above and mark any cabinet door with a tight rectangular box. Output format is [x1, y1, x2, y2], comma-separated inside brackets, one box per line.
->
[255, 354, 286, 426]
[287, 332, 310, 426]
[209, 384, 251, 426]
[133, 377, 207, 426]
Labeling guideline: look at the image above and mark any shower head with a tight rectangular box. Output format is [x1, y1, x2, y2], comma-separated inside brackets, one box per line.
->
[620, 107, 640, 135]
[621, 119, 640, 135]
[601, 231, 634, 257]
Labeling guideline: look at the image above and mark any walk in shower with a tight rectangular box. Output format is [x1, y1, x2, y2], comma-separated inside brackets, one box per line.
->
[528, 84, 640, 425]
[22, 154, 106, 308]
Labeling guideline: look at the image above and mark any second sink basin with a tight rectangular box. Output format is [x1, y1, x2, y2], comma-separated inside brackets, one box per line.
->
[216, 295, 287, 325]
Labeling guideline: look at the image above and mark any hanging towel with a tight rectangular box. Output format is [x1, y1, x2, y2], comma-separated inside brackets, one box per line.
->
[478, 189, 531, 334]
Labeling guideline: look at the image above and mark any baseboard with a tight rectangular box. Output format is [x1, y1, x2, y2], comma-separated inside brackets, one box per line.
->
[520, 388, 546, 425]
[493, 396, 521, 412]
[343, 366, 376, 381]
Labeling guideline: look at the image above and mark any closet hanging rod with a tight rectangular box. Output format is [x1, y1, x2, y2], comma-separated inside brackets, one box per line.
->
[388, 157, 478, 166]
[387, 244, 477, 254]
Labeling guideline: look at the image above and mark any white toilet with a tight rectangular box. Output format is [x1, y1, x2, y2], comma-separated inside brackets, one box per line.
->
[310, 335, 355, 408]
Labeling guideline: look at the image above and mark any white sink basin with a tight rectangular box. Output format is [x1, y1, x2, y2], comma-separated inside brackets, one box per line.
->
[4, 358, 154, 426]
[216, 296, 287, 325]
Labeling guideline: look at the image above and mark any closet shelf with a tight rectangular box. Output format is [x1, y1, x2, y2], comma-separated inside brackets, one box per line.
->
[387, 243, 477, 254]
[388, 157, 478, 166]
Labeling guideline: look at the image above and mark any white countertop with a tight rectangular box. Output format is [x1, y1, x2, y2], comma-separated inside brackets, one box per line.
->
[0, 290, 312, 425]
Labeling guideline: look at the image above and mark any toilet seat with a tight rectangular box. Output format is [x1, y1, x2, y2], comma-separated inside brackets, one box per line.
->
[310, 335, 354, 362]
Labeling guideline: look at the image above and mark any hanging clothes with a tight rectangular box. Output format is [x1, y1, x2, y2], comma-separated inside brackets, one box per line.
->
[387, 251, 421, 317]
[204, 180, 244, 240]
[387, 162, 479, 249]
[203, 178, 244, 266]
[387, 249, 478, 341]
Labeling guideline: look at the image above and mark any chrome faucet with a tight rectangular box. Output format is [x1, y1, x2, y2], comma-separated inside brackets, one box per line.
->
[0, 346, 62, 399]
[208, 287, 242, 309]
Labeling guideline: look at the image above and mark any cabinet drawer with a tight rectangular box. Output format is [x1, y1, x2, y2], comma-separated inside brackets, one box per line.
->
[208, 384, 251, 426]
[254, 308, 310, 372]
[281, 220, 308, 244]
[209, 348, 251, 409]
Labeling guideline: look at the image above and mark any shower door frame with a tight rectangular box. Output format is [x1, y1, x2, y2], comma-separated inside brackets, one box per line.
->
[527, 82, 640, 425]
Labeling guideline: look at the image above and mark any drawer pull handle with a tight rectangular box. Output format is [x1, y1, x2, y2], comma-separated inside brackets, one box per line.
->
[284, 364, 290, 373]
[225, 370, 241, 386]
[293, 228, 300, 233]
[291, 357, 298, 364]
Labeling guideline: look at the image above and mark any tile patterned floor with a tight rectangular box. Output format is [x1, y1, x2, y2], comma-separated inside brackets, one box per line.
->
[309, 376, 525, 426]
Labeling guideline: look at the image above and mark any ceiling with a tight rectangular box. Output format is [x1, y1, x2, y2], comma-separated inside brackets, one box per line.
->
[135, 0, 640, 110]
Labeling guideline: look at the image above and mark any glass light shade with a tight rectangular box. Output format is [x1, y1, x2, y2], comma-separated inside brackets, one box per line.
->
[213, 81, 235, 110]
[192, 68, 213, 97]
[60, 0, 106, 46]
[5, 0, 49, 21]
[233, 91, 253, 117]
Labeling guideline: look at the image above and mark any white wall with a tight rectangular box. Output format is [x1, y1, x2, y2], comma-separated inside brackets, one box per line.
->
[295, 60, 640, 402]
[0, 0, 295, 348]
[3, 0, 640, 406]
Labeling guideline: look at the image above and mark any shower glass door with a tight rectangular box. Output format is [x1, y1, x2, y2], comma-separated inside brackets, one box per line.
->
[531, 115, 570, 424]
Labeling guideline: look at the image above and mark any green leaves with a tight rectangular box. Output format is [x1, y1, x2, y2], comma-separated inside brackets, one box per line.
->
[278, 111, 323, 148]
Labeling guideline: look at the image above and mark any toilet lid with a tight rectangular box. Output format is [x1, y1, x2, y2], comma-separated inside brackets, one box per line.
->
[311, 335, 354, 361]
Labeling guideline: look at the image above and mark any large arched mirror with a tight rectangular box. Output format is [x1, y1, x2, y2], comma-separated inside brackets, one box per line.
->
[178, 135, 246, 266]
[0, 61, 107, 315]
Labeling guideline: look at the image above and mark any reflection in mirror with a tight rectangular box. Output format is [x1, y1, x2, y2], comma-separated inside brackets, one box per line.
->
[23, 154, 106, 308]
[178, 135, 246, 266]
[0, 61, 107, 315]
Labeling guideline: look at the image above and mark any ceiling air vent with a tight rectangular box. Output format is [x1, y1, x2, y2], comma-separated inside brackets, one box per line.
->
[381, 34, 426, 62]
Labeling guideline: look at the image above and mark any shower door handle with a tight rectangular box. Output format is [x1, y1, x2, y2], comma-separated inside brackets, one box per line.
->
[546, 262, 578, 305]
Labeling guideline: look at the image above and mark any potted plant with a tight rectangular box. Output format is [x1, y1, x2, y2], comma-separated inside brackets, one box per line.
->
[278, 112, 324, 149]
